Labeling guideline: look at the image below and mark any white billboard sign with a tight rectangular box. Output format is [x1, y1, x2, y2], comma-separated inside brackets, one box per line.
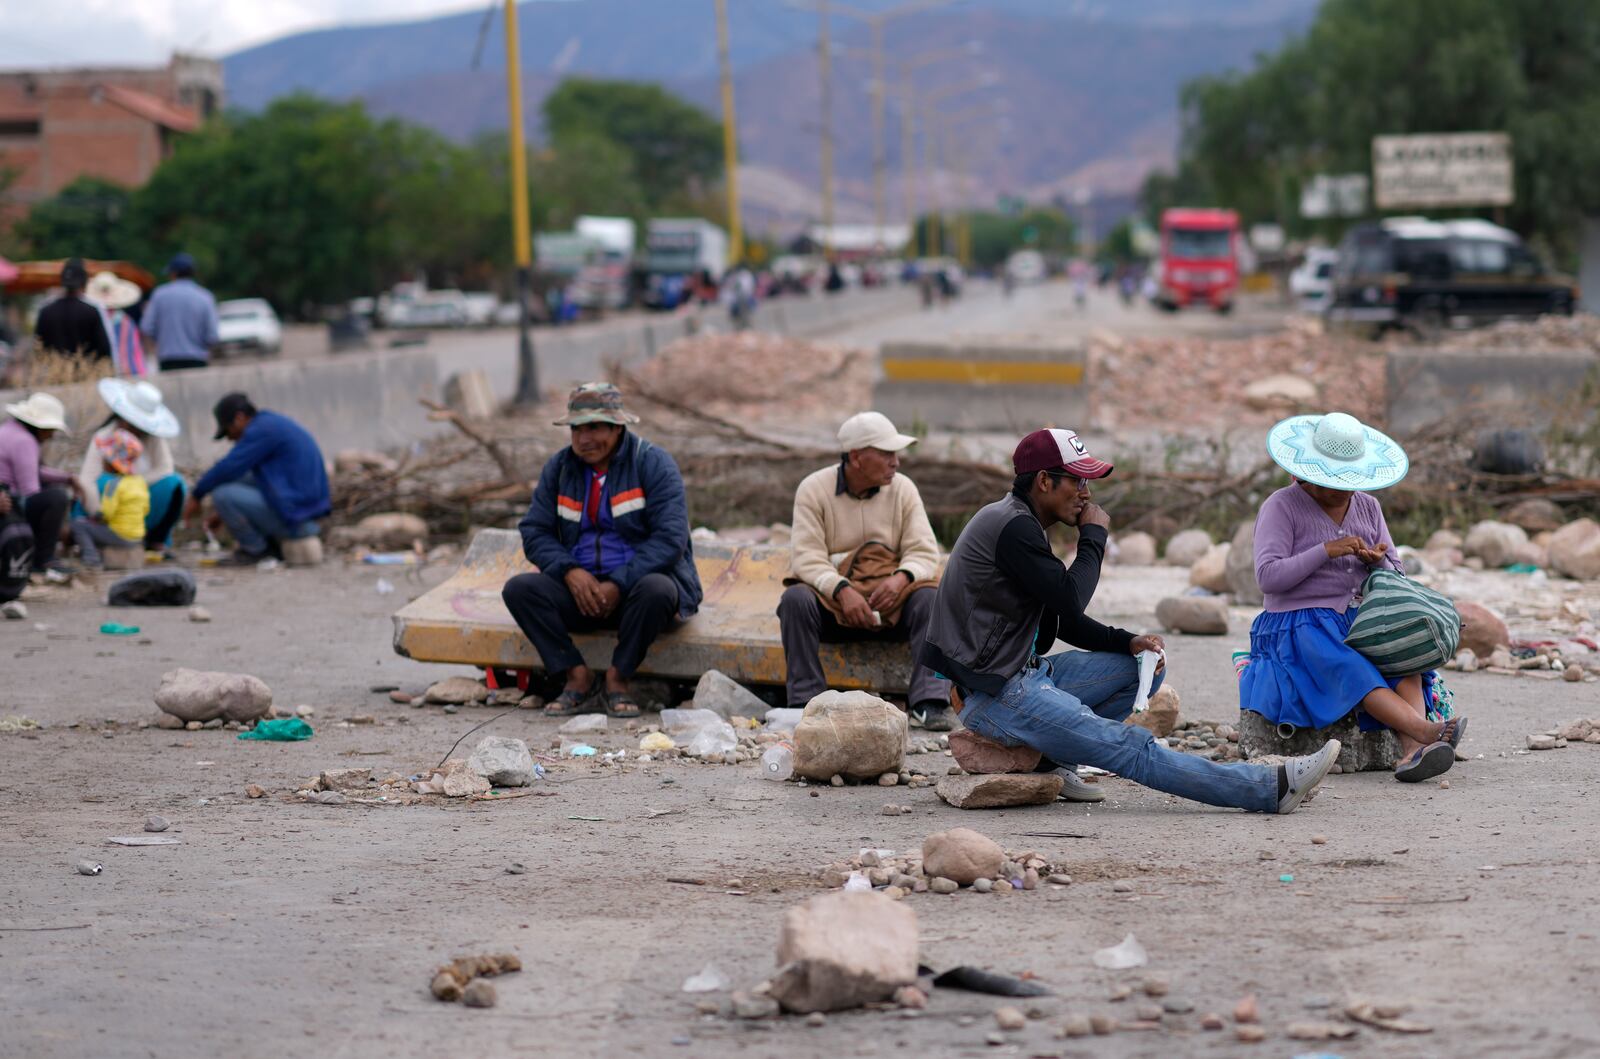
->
[1372, 132, 1513, 209]
[1300, 173, 1368, 218]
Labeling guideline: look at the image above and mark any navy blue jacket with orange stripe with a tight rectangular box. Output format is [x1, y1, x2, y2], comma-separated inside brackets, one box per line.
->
[518, 430, 702, 619]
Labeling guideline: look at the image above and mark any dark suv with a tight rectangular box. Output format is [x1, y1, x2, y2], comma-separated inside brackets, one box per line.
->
[1327, 217, 1575, 334]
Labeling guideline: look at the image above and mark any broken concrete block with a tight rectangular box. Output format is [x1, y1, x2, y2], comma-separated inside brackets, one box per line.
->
[468, 736, 534, 787]
[921, 827, 1004, 884]
[947, 729, 1042, 774]
[154, 667, 273, 723]
[1238, 709, 1399, 771]
[692, 668, 768, 720]
[792, 690, 906, 781]
[319, 767, 372, 791]
[769, 892, 918, 1013]
[936, 773, 1062, 809]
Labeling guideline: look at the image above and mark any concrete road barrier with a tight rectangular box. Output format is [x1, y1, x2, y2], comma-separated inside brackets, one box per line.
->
[1386, 348, 1599, 436]
[873, 334, 1090, 432]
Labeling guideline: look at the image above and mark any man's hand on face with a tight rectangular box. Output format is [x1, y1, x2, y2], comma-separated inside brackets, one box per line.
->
[866, 572, 911, 613]
[837, 585, 878, 629]
[1077, 503, 1111, 530]
[564, 567, 608, 618]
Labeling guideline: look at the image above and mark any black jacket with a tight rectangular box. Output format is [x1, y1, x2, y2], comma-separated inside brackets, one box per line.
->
[35, 295, 111, 360]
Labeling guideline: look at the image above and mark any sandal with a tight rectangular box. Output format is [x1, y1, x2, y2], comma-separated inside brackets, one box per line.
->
[1394, 741, 1455, 783]
[545, 686, 597, 718]
[1439, 716, 1467, 748]
[604, 692, 642, 719]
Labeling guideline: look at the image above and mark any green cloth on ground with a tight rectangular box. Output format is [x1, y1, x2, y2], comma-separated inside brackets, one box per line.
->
[237, 718, 313, 741]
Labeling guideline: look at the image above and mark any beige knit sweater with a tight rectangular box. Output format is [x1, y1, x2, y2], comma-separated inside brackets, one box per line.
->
[788, 464, 941, 598]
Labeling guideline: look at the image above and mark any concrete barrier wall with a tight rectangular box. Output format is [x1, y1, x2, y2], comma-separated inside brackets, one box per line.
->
[3, 288, 915, 470]
[1385, 348, 1599, 435]
[873, 335, 1090, 432]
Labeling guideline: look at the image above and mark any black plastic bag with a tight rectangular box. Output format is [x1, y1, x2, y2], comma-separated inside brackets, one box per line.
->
[108, 569, 196, 607]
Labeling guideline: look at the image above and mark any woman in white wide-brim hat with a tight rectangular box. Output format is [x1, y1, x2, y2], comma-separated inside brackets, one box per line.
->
[1239, 411, 1466, 783]
[85, 271, 148, 377]
[1, 392, 81, 576]
[75, 378, 186, 552]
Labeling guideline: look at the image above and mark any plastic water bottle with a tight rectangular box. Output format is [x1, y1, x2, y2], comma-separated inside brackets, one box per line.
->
[760, 740, 795, 781]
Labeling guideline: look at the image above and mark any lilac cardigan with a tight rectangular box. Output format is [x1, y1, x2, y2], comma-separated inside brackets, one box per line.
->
[1253, 485, 1404, 613]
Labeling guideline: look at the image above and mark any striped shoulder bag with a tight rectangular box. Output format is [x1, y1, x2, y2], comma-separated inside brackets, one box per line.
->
[1343, 569, 1462, 677]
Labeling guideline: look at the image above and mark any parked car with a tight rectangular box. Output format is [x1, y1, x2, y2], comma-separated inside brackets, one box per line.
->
[1327, 217, 1575, 335]
[216, 298, 282, 356]
[1289, 247, 1339, 314]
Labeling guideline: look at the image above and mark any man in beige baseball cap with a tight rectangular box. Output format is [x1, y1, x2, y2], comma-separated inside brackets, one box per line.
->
[778, 411, 951, 728]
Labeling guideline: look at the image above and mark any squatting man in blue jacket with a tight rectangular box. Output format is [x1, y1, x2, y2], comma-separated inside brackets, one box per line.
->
[503, 383, 703, 719]
[184, 392, 331, 566]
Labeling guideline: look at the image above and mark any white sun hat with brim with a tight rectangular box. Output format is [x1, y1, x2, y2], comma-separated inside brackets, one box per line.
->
[86, 271, 142, 310]
[98, 378, 180, 438]
[5, 392, 68, 432]
[1267, 412, 1409, 491]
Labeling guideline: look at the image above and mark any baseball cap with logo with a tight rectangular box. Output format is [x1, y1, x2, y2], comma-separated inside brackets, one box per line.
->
[1012, 428, 1114, 479]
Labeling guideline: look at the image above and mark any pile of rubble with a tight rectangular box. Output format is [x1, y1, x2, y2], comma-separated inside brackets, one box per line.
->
[1088, 321, 1386, 431]
[815, 828, 1074, 898]
[626, 331, 872, 426]
[1526, 717, 1600, 751]
[1385, 312, 1600, 355]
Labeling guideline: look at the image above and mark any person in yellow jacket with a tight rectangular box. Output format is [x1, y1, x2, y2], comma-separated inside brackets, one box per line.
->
[70, 429, 149, 567]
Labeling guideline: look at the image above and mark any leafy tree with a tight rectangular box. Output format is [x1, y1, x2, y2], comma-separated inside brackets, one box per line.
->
[916, 207, 1076, 268]
[529, 133, 648, 231]
[16, 177, 139, 261]
[542, 78, 723, 208]
[1150, 0, 1600, 261]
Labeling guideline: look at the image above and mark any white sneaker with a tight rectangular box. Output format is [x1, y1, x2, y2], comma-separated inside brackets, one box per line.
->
[1276, 739, 1341, 815]
[1051, 767, 1106, 803]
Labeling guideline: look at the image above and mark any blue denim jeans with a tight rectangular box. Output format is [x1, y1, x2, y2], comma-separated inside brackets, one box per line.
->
[960, 650, 1279, 813]
[210, 478, 318, 556]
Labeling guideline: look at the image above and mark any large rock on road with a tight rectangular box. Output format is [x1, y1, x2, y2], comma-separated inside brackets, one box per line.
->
[792, 691, 906, 780]
[769, 892, 919, 1013]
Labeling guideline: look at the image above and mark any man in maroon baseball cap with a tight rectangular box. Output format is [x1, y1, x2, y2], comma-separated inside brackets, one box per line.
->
[917, 426, 1340, 815]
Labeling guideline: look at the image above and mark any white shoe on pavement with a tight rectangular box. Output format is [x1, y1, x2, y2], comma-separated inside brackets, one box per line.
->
[1276, 739, 1341, 815]
[1050, 767, 1106, 803]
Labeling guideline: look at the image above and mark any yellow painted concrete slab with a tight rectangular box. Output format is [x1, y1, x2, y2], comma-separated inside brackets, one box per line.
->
[879, 358, 1085, 385]
[392, 529, 916, 692]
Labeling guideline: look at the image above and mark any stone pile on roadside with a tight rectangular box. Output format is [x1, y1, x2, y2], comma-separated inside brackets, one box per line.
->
[814, 828, 1074, 899]
[1526, 717, 1600, 750]
[429, 952, 522, 1008]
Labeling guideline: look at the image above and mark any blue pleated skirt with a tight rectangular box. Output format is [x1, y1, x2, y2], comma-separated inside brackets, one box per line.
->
[1239, 607, 1436, 733]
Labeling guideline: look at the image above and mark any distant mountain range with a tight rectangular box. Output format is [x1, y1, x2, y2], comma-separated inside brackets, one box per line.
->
[224, 0, 1316, 231]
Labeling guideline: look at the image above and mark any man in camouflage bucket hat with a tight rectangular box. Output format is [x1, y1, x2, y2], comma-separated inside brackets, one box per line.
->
[503, 383, 702, 717]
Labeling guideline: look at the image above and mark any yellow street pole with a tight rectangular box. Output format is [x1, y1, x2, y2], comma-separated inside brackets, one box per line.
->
[504, 0, 538, 404]
[818, 0, 835, 258]
[715, 0, 742, 265]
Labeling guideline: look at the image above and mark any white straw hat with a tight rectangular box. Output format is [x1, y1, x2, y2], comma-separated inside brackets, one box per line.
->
[5, 392, 68, 432]
[97, 378, 180, 438]
[1267, 412, 1409, 491]
[86, 271, 142, 310]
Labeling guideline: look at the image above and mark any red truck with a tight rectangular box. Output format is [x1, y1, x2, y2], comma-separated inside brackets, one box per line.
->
[1155, 208, 1240, 313]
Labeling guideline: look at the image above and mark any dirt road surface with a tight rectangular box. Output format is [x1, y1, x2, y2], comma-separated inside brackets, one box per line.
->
[3, 559, 1596, 1058]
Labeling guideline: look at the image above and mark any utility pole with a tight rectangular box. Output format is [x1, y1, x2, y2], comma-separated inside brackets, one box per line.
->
[503, 0, 538, 405]
[817, 0, 835, 257]
[715, 0, 742, 265]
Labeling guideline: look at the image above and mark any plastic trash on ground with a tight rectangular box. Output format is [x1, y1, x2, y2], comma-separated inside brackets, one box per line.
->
[763, 707, 804, 733]
[639, 731, 676, 752]
[843, 871, 872, 893]
[1092, 933, 1148, 970]
[374, 578, 395, 595]
[558, 714, 609, 735]
[1132, 650, 1162, 712]
[681, 964, 731, 993]
[560, 740, 598, 757]
[760, 741, 794, 780]
[686, 722, 737, 758]
[237, 718, 313, 741]
[661, 707, 737, 757]
[99, 622, 140, 636]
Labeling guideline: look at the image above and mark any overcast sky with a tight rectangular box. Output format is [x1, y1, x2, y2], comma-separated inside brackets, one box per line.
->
[0, 0, 487, 67]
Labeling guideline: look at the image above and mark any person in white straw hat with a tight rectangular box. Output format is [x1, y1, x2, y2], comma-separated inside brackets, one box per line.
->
[0, 392, 81, 576]
[85, 271, 148, 377]
[76, 379, 185, 552]
[778, 411, 952, 729]
[1242, 411, 1466, 783]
